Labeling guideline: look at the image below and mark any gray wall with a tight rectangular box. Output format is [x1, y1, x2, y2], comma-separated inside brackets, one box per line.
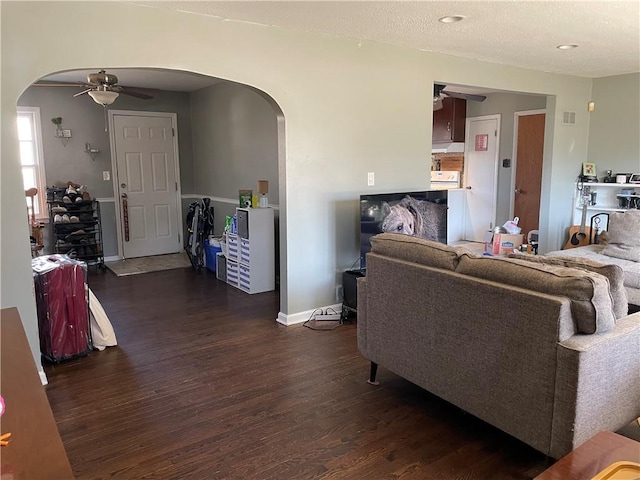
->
[587, 73, 640, 176]
[191, 82, 279, 203]
[467, 92, 548, 225]
[17, 86, 195, 257]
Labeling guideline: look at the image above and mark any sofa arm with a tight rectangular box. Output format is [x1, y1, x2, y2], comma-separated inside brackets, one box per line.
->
[551, 312, 640, 458]
[356, 276, 368, 356]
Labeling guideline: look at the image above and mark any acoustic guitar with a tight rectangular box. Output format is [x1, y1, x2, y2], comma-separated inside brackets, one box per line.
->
[564, 195, 591, 249]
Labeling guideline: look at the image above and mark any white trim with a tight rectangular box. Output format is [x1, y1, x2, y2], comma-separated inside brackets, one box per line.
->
[108, 110, 183, 259]
[276, 303, 343, 326]
[39, 369, 48, 386]
[96, 197, 116, 203]
[104, 255, 121, 262]
[510, 109, 546, 220]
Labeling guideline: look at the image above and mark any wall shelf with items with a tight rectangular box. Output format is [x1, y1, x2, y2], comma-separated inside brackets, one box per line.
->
[573, 182, 639, 226]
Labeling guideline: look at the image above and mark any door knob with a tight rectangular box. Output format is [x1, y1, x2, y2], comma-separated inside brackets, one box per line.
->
[466, 186, 472, 190]
[121, 193, 128, 198]
[514, 188, 522, 194]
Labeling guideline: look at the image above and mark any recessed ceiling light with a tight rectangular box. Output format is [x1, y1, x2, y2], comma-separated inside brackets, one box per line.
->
[439, 15, 465, 24]
[557, 44, 579, 50]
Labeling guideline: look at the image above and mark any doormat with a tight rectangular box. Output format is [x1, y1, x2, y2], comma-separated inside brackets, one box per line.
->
[105, 252, 191, 277]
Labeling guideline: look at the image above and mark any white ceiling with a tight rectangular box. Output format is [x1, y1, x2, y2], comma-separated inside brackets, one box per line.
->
[41, 1, 639, 92]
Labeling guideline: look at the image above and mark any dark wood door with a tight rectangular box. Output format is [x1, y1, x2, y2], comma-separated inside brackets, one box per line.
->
[514, 113, 545, 238]
[433, 98, 466, 142]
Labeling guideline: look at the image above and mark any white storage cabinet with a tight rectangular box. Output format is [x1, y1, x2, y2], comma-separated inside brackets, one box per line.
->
[224, 207, 275, 294]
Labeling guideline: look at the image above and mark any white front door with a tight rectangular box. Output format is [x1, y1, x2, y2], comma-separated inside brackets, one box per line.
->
[463, 115, 500, 242]
[112, 113, 181, 259]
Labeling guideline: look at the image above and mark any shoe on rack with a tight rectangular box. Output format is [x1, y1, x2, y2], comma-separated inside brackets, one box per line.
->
[54, 214, 63, 223]
[70, 215, 80, 223]
[51, 206, 67, 214]
[62, 195, 72, 204]
[62, 214, 70, 223]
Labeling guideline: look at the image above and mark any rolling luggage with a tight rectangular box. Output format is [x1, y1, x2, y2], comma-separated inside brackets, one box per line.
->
[32, 254, 92, 362]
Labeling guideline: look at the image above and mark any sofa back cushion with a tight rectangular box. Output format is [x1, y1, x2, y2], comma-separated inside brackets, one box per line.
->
[456, 254, 616, 334]
[601, 210, 640, 262]
[508, 253, 628, 319]
[369, 233, 464, 271]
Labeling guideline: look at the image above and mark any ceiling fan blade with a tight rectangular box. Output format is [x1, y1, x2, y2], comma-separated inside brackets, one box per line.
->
[119, 86, 157, 100]
[73, 89, 92, 97]
[442, 90, 487, 102]
[33, 80, 87, 88]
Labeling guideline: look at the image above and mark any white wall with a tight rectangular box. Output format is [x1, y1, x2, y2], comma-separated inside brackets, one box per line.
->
[1, 2, 599, 371]
[587, 73, 640, 176]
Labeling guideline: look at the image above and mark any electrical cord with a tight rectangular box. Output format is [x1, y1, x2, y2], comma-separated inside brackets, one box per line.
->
[303, 307, 342, 331]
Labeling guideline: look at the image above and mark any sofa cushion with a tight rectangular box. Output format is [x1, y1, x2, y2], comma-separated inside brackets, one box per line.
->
[369, 233, 464, 271]
[456, 253, 616, 334]
[601, 210, 640, 262]
[508, 253, 628, 319]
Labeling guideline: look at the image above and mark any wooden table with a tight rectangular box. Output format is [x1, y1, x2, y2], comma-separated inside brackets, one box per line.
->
[1, 307, 74, 480]
[534, 430, 640, 480]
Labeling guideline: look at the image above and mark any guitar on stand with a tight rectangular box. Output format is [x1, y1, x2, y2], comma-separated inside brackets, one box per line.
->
[564, 188, 592, 249]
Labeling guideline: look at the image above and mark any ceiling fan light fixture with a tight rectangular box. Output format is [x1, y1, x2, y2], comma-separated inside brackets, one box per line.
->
[557, 44, 579, 50]
[88, 90, 119, 105]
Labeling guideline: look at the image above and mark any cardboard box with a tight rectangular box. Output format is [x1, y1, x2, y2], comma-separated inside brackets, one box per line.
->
[493, 233, 524, 255]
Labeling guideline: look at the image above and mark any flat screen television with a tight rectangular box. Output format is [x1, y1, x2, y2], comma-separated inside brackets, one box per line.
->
[359, 190, 448, 269]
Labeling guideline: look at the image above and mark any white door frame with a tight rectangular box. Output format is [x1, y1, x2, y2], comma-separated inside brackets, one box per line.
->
[463, 114, 501, 240]
[108, 110, 183, 260]
[509, 109, 546, 220]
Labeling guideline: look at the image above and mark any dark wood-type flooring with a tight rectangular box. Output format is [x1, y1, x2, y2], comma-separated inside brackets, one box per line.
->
[44, 267, 549, 480]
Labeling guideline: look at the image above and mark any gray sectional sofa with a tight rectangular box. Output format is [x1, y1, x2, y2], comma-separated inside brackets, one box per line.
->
[357, 233, 640, 459]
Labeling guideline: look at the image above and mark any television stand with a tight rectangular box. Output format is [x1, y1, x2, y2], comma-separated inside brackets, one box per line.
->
[341, 269, 365, 321]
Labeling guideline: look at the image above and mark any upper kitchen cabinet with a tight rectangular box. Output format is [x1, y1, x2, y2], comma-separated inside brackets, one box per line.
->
[433, 97, 467, 143]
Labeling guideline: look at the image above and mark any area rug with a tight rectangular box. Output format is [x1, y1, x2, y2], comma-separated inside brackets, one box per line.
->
[105, 252, 192, 277]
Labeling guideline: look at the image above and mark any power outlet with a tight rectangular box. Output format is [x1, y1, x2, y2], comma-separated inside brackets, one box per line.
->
[103, 171, 111, 181]
[367, 172, 375, 186]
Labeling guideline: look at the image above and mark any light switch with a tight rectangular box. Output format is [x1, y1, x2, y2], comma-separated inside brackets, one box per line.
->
[103, 171, 110, 181]
[367, 172, 375, 186]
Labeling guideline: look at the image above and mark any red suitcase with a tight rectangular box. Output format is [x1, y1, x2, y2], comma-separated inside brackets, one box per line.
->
[32, 255, 92, 362]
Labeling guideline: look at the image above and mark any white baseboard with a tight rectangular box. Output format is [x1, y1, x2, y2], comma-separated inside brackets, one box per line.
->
[39, 368, 48, 386]
[276, 303, 343, 326]
[104, 255, 120, 262]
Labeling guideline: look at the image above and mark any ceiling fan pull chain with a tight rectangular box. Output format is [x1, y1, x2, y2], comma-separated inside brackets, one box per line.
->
[103, 105, 109, 132]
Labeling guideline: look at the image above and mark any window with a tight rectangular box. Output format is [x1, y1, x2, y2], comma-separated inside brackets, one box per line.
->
[17, 107, 47, 218]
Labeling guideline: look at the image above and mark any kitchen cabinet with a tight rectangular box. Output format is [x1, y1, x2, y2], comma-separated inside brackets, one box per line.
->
[433, 97, 467, 143]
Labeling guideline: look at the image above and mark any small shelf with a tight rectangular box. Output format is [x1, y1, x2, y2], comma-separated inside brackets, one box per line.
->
[576, 206, 627, 212]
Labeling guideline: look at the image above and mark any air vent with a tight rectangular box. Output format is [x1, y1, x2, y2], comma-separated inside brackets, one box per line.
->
[562, 111, 576, 125]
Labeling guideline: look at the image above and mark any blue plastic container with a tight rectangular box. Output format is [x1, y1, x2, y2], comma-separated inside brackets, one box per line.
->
[204, 242, 222, 273]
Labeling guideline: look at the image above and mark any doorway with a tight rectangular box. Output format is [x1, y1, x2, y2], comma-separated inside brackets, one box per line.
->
[463, 114, 501, 242]
[109, 111, 182, 259]
[511, 110, 545, 238]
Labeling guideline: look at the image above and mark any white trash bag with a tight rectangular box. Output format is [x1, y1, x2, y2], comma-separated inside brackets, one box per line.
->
[503, 216, 522, 234]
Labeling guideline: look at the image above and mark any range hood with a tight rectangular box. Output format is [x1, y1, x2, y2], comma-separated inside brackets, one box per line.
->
[431, 142, 465, 154]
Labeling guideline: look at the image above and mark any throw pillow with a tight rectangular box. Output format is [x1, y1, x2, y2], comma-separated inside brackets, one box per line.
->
[508, 253, 628, 319]
[601, 210, 640, 262]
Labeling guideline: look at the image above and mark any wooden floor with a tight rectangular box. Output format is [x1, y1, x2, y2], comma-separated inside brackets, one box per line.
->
[44, 267, 549, 480]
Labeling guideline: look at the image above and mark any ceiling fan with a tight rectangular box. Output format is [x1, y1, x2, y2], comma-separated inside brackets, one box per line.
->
[433, 84, 487, 111]
[34, 69, 157, 105]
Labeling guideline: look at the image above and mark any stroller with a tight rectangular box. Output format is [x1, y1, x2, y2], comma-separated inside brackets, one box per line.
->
[185, 197, 214, 271]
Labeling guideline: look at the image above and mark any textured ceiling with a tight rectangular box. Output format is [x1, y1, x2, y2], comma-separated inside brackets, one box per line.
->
[40, 1, 640, 92]
[134, 0, 640, 78]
